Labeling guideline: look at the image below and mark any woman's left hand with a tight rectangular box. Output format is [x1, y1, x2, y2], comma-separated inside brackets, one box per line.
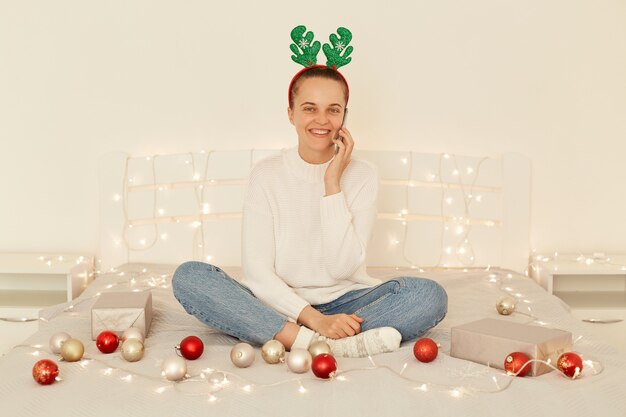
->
[324, 127, 354, 196]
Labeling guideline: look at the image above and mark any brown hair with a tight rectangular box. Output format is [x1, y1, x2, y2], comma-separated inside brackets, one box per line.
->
[288, 66, 349, 109]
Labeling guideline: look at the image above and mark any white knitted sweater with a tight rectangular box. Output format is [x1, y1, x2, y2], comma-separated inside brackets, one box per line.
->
[241, 147, 381, 320]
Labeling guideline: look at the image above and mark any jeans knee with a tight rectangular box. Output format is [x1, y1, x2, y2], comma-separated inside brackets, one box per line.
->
[426, 279, 448, 319]
[404, 277, 448, 318]
[172, 261, 207, 295]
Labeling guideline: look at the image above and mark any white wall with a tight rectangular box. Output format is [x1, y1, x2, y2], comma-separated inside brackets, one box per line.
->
[1, 0, 625, 257]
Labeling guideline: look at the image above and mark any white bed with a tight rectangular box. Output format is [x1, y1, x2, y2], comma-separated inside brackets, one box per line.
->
[1, 149, 624, 417]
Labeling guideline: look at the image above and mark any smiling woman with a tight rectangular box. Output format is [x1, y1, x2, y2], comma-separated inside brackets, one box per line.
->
[170, 25, 449, 359]
[288, 74, 348, 165]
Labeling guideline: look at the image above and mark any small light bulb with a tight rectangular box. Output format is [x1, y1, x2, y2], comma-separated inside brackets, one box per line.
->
[113, 194, 121, 202]
[452, 169, 459, 176]
[401, 157, 408, 164]
[467, 167, 473, 174]
[445, 197, 453, 205]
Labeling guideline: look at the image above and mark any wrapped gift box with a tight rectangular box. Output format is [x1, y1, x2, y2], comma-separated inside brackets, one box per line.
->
[91, 291, 153, 340]
[450, 318, 572, 376]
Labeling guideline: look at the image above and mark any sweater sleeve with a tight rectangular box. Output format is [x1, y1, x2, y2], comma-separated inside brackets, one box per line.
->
[240, 168, 310, 320]
[320, 163, 379, 279]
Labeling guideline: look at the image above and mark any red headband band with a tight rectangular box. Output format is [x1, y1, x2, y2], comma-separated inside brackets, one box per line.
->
[288, 65, 350, 107]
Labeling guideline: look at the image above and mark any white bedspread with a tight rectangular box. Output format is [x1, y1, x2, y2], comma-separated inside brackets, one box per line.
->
[1, 264, 624, 417]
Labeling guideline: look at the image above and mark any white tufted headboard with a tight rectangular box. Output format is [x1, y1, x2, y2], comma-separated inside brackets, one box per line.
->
[98, 149, 530, 273]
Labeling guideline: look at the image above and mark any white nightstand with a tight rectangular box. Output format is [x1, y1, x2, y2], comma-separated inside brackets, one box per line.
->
[0, 253, 95, 355]
[530, 253, 626, 352]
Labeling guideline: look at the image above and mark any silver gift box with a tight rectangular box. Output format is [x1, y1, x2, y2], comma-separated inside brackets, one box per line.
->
[91, 291, 153, 340]
[450, 318, 572, 376]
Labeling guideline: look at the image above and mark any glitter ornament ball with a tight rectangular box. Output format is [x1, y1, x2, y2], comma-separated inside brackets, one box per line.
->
[413, 338, 438, 363]
[496, 296, 517, 315]
[122, 327, 145, 343]
[60, 338, 84, 362]
[121, 338, 145, 362]
[177, 336, 204, 360]
[261, 340, 286, 364]
[311, 353, 337, 379]
[32, 359, 59, 385]
[287, 348, 312, 373]
[557, 352, 583, 379]
[230, 343, 255, 368]
[504, 352, 532, 377]
[162, 355, 187, 381]
[49, 332, 71, 354]
[96, 330, 120, 354]
[308, 340, 332, 358]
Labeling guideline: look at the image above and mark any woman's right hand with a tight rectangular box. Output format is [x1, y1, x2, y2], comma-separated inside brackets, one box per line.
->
[298, 306, 364, 339]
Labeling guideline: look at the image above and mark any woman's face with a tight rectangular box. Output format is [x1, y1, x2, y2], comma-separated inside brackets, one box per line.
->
[288, 77, 347, 161]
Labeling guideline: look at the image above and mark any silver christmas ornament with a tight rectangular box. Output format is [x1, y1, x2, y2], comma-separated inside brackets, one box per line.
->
[287, 348, 312, 373]
[49, 332, 71, 354]
[161, 355, 187, 381]
[230, 343, 255, 368]
[122, 327, 145, 343]
[261, 340, 285, 364]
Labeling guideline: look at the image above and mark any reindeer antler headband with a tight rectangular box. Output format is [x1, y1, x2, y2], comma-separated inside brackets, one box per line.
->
[288, 25, 353, 105]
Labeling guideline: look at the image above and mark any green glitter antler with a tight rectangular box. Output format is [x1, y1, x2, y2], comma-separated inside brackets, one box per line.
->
[323, 27, 353, 69]
[290, 25, 321, 68]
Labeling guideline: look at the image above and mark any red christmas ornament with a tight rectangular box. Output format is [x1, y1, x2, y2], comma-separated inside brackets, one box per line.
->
[311, 353, 337, 379]
[413, 338, 438, 363]
[32, 359, 59, 385]
[504, 352, 532, 377]
[177, 336, 204, 360]
[96, 330, 120, 354]
[557, 352, 583, 379]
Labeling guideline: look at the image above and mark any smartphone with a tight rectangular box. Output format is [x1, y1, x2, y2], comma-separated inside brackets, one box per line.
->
[335, 108, 349, 154]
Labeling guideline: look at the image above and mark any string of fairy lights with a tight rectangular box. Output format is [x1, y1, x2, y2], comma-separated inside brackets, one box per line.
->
[10, 263, 605, 401]
[114, 150, 504, 270]
[3, 150, 618, 402]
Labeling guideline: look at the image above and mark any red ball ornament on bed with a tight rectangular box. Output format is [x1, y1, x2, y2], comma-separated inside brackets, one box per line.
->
[557, 352, 583, 379]
[96, 330, 120, 354]
[413, 338, 438, 363]
[311, 353, 337, 379]
[504, 352, 532, 377]
[32, 359, 59, 385]
[177, 336, 204, 360]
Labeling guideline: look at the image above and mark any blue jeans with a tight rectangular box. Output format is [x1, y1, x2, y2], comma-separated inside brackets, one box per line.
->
[172, 261, 448, 346]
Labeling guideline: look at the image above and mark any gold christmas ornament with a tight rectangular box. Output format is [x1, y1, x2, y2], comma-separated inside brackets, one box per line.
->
[261, 340, 285, 364]
[121, 338, 145, 362]
[308, 340, 332, 358]
[230, 343, 255, 368]
[60, 338, 84, 362]
[287, 348, 313, 373]
[496, 296, 517, 315]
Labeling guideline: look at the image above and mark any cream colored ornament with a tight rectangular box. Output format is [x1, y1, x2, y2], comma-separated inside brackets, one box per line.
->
[161, 355, 187, 381]
[308, 340, 332, 358]
[60, 338, 84, 362]
[121, 338, 145, 362]
[261, 340, 285, 364]
[122, 327, 145, 343]
[49, 332, 71, 354]
[287, 348, 312, 373]
[496, 296, 517, 315]
[230, 343, 255, 368]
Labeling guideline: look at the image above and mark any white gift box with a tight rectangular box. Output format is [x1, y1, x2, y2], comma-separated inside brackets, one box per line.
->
[450, 318, 572, 376]
[91, 291, 153, 340]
